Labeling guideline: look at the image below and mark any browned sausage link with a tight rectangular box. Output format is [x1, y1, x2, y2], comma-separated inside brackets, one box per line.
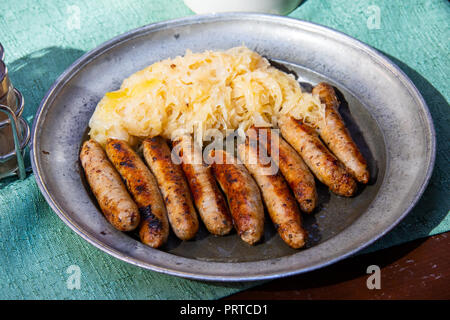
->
[252, 127, 317, 213]
[279, 115, 357, 197]
[313, 82, 369, 184]
[142, 137, 198, 240]
[173, 136, 233, 236]
[104, 139, 169, 248]
[210, 150, 264, 245]
[237, 135, 307, 249]
[80, 139, 140, 231]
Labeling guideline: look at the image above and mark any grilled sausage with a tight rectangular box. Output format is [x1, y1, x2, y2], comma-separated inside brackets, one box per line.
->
[251, 127, 317, 213]
[313, 82, 369, 184]
[210, 149, 264, 245]
[142, 137, 198, 240]
[80, 139, 140, 231]
[105, 139, 169, 248]
[278, 115, 357, 197]
[173, 135, 233, 236]
[237, 135, 307, 249]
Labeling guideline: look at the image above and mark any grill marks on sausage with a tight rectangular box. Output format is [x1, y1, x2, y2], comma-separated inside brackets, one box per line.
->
[143, 137, 199, 241]
[104, 139, 169, 248]
[134, 184, 146, 194]
[139, 205, 163, 232]
[119, 158, 135, 168]
[112, 142, 122, 151]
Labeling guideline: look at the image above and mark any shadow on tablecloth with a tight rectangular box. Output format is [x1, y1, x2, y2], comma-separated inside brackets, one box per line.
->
[0, 47, 85, 189]
[358, 52, 450, 255]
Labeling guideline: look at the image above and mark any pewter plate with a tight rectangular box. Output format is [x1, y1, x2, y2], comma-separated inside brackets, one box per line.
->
[31, 14, 435, 281]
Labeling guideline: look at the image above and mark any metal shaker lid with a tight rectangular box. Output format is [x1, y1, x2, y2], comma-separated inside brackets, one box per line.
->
[0, 60, 10, 98]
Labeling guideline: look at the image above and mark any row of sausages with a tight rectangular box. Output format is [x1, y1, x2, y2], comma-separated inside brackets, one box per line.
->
[80, 82, 369, 249]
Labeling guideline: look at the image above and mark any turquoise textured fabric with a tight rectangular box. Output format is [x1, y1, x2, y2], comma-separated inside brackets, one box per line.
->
[0, 0, 448, 299]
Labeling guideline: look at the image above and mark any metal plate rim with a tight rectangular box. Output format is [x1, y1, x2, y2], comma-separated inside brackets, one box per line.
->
[31, 13, 436, 281]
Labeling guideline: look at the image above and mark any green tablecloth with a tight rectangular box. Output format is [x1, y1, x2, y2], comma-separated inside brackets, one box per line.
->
[0, 0, 448, 299]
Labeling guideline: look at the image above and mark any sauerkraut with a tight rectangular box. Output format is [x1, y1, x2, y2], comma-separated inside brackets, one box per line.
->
[89, 46, 324, 146]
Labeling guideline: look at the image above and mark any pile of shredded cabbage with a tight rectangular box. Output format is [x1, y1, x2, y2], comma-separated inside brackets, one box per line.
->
[89, 46, 324, 146]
